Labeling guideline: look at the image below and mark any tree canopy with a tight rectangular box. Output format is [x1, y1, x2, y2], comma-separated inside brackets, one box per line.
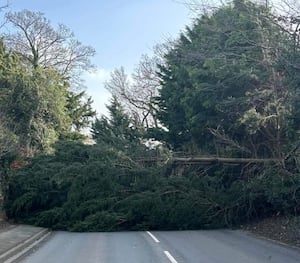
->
[0, 10, 97, 158]
[155, 0, 300, 163]
[4, 10, 95, 81]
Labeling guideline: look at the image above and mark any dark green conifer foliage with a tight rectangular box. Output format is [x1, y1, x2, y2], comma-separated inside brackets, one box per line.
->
[4, 141, 300, 231]
[91, 96, 141, 154]
[156, 0, 298, 159]
[66, 91, 96, 132]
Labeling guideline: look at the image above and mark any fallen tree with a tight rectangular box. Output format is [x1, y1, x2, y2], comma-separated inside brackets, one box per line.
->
[4, 141, 300, 231]
[173, 157, 283, 164]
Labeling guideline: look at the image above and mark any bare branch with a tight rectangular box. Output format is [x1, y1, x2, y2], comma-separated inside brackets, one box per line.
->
[4, 10, 95, 82]
[105, 53, 162, 129]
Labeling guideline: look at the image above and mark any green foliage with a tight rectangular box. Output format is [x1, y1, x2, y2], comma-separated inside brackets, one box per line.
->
[0, 37, 96, 157]
[155, 0, 299, 159]
[66, 91, 96, 132]
[91, 96, 143, 156]
[0, 40, 67, 155]
[27, 69, 72, 153]
[4, 141, 300, 231]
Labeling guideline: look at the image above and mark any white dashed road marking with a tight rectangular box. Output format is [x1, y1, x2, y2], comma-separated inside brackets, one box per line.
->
[146, 231, 160, 243]
[164, 250, 178, 263]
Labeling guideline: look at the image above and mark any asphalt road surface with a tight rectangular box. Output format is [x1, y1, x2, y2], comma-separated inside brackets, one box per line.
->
[19, 230, 300, 263]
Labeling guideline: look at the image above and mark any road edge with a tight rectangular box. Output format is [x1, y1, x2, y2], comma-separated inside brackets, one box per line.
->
[0, 228, 51, 263]
[242, 230, 300, 252]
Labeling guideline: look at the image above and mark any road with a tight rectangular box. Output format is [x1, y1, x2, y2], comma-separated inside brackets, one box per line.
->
[18, 230, 300, 263]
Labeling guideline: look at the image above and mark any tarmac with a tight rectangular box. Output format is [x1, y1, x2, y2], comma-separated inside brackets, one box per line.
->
[0, 224, 50, 263]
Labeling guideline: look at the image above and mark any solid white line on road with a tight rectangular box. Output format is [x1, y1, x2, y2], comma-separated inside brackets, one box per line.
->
[0, 229, 49, 261]
[3, 232, 52, 263]
[164, 251, 178, 263]
[146, 231, 160, 243]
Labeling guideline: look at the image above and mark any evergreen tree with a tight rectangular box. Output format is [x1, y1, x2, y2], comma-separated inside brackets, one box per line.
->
[66, 91, 96, 132]
[156, 0, 298, 160]
[91, 96, 140, 153]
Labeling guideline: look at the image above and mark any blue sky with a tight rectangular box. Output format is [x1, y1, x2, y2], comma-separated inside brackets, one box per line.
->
[7, 0, 192, 115]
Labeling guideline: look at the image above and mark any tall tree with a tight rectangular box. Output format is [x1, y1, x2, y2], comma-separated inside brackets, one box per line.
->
[1, 10, 97, 154]
[4, 10, 95, 81]
[4, 68, 72, 155]
[156, 0, 299, 161]
[0, 39, 74, 155]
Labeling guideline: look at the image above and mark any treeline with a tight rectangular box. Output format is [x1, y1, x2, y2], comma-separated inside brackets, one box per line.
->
[0, 10, 96, 179]
[4, 0, 300, 231]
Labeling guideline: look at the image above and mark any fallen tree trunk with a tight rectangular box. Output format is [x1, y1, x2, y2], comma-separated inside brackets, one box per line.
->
[173, 157, 282, 164]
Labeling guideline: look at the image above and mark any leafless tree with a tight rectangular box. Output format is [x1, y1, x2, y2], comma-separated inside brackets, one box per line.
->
[106, 54, 161, 129]
[4, 10, 95, 81]
[105, 39, 178, 130]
